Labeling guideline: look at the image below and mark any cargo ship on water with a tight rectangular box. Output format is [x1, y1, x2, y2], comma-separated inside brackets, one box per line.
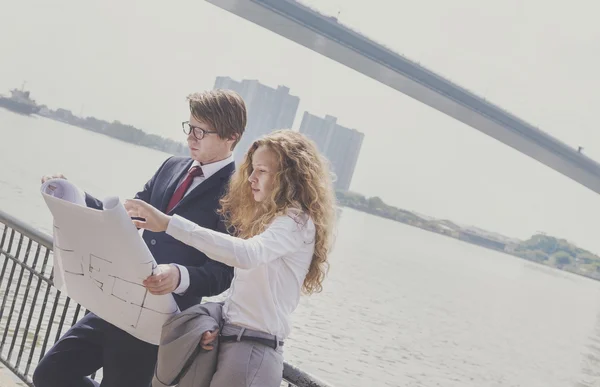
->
[0, 85, 41, 115]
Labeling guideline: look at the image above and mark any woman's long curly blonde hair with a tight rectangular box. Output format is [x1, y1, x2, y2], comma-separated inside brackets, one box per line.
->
[219, 129, 336, 294]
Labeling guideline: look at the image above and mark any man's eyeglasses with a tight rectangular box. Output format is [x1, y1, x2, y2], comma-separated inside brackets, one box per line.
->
[182, 121, 217, 140]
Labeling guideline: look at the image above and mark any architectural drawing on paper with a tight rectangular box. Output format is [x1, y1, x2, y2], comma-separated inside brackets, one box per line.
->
[57, 246, 178, 329]
[41, 178, 179, 344]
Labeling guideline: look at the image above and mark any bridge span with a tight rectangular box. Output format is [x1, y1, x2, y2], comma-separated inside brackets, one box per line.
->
[206, 0, 600, 195]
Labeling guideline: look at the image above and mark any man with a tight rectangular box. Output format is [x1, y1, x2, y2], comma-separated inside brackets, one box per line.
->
[33, 89, 247, 387]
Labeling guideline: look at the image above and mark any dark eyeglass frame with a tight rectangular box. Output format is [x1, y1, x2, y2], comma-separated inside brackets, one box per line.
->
[182, 121, 218, 140]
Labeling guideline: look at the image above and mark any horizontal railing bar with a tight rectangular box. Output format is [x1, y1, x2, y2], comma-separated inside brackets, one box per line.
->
[0, 245, 54, 286]
[0, 211, 53, 250]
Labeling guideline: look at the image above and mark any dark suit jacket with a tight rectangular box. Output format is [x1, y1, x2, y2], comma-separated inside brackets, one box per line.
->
[85, 156, 235, 311]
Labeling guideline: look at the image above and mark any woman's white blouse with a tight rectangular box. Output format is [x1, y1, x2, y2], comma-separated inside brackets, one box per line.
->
[166, 212, 315, 339]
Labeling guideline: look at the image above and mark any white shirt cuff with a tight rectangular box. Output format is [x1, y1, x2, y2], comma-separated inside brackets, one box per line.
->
[166, 214, 196, 242]
[172, 264, 190, 295]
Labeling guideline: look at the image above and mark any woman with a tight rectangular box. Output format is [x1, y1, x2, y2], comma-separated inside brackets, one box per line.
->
[125, 129, 336, 386]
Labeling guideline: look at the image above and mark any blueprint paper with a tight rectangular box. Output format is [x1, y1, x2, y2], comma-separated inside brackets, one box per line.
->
[41, 179, 179, 344]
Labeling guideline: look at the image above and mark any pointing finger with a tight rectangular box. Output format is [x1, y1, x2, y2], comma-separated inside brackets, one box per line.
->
[124, 200, 139, 212]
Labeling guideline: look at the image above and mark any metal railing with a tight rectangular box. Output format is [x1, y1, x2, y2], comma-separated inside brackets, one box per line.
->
[0, 209, 331, 387]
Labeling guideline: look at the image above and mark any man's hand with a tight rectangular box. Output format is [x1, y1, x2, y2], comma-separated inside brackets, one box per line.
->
[200, 329, 219, 351]
[41, 173, 67, 184]
[143, 264, 180, 295]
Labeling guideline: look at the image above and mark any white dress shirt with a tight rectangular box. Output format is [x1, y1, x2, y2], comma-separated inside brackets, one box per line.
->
[166, 211, 316, 339]
[169, 154, 234, 295]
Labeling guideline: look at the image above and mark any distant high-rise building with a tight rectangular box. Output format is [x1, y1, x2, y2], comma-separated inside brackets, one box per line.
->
[299, 112, 364, 191]
[213, 76, 300, 164]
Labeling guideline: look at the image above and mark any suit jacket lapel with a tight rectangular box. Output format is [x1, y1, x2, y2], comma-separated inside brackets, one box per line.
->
[160, 158, 194, 212]
[167, 162, 235, 214]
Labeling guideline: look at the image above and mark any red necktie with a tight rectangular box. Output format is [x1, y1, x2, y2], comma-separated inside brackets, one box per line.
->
[166, 166, 203, 213]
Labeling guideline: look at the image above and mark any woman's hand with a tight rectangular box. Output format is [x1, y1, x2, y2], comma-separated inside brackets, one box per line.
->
[124, 199, 171, 232]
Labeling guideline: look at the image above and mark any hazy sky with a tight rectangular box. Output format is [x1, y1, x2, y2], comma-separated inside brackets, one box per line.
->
[2, 0, 600, 251]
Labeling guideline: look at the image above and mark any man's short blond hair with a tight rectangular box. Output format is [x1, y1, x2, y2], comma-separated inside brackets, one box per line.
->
[187, 89, 247, 149]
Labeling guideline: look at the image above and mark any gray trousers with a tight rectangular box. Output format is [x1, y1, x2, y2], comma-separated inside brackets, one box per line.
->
[209, 324, 284, 387]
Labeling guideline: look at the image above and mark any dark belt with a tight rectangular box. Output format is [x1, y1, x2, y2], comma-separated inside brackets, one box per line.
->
[220, 334, 284, 350]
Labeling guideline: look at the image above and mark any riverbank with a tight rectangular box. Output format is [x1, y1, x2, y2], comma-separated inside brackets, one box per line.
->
[336, 190, 600, 282]
[37, 107, 187, 157]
